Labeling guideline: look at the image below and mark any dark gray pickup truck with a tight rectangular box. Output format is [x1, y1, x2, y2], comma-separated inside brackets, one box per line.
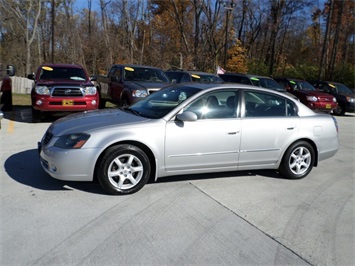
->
[92, 64, 171, 107]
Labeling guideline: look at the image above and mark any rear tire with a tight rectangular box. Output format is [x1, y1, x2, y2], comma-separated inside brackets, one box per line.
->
[279, 141, 315, 179]
[97, 144, 151, 195]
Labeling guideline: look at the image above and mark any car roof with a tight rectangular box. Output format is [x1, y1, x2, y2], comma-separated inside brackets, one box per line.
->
[276, 77, 305, 82]
[172, 81, 291, 94]
[113, 64, 163, 70]
[39, 63, 83, 69]
[166, 69, 218, 75]
[220, 73, 248, 76]
[246, 74, 271, 79]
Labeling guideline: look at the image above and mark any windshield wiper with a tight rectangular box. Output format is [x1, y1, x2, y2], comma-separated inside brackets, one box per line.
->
[122, 107, 141, 116]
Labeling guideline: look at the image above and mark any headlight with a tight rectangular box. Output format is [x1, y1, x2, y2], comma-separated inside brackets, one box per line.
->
[35, 86, 50, 95]
[82, 86, 97, 95]
[306, 96, 318, 102]
[132, 89, 148, 98]
[332, 97, 337, 103]
[346, 96, 355, 103]
[54, 133, 90, 149]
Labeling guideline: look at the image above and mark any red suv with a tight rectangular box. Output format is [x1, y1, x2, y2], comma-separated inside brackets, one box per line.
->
[28, 64, 99, 122]
[274, 78, 337, 113]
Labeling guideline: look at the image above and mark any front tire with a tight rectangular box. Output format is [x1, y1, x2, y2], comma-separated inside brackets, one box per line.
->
[279, 141, 315, 179]
[32, 107, 42, 123]
[333, 105, 345, 116]
[121, 97, 130, 108]
[97, 144, 151, 195]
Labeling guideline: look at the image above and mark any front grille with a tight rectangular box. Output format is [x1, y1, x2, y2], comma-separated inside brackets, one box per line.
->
[49, 102, 86, 106]
[43, 131, 53, 146]
[318, 96, 332, 102]
[52, 87, 83, 97]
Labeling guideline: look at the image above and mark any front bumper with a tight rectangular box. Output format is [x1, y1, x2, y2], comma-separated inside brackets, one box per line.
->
[32, 95, 99, 112]
[305, 102, 337, 112]
[38, 143, 99, 182]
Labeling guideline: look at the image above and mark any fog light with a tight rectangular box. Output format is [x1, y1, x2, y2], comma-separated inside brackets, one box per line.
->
[36, 99, 43, 106]
[91, 100, 97, 106]
[50, 165, 57, 172]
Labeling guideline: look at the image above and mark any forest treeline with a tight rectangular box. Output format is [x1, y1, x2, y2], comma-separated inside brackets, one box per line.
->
[0, 0, 354, 87]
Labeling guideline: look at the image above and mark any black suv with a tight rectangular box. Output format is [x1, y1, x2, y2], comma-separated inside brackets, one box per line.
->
[310, 81, 355, 115]
[165, 69, 223, 84]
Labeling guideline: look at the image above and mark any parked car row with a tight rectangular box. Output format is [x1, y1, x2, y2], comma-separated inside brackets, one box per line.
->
[218, 73, 354, 116]
[26, 63, 354, 122]
[310, 80, 355, 116]
[273, 78, 338, 113]
[218, 73, 298, 100]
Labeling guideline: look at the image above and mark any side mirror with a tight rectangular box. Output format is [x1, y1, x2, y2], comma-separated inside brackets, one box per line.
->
[176, 111, 198, 122]
[27, 73, 35, 80]
[7, 65, 15, 76]
[90, 75, 97, 81]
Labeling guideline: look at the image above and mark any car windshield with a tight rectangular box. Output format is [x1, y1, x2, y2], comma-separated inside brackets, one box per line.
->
[124, 66, 170, 83]
[251, 77, 285, 91]
[165, 72, 183, 83]
[39, 66, 87, 81]
[190, 73, 223, 83]
[333, 83, 353, 94]
[128, 85, 201, 119]
[293, 80, 316, 91]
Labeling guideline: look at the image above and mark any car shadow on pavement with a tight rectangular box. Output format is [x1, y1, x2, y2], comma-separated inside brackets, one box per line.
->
[2, 106, 31, 123]
[5, 149, 285, 195]
[4, 149, 106, 195]
[2, 106, 63, 124]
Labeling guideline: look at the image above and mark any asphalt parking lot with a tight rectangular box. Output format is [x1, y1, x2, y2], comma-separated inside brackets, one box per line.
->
[1, 107, 354, 265]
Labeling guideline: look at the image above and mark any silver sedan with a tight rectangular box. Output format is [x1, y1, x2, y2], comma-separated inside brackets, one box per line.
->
[38, 83, 339, 195]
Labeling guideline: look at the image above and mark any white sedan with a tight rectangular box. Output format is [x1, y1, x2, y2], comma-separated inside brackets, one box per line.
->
[38, 83, 339, 195]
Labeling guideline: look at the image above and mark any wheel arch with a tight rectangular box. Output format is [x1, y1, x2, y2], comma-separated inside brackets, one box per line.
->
[93, 140, 157, 182]
[120, 88, 132, 106]
[283, 138, 318, 167]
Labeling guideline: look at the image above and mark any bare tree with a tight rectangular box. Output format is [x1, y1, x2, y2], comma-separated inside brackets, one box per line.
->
[1, 0, 42, 75]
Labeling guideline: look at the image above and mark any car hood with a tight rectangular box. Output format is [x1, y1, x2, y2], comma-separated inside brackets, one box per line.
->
[48, 109, 150, 136]
[299, 90, 333, 97]
[126, 81, 169, 89]
[37, 79, 93, 86]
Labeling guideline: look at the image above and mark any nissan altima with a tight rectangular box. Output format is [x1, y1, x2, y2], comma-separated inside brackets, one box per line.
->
[38, 83, 339, 195]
